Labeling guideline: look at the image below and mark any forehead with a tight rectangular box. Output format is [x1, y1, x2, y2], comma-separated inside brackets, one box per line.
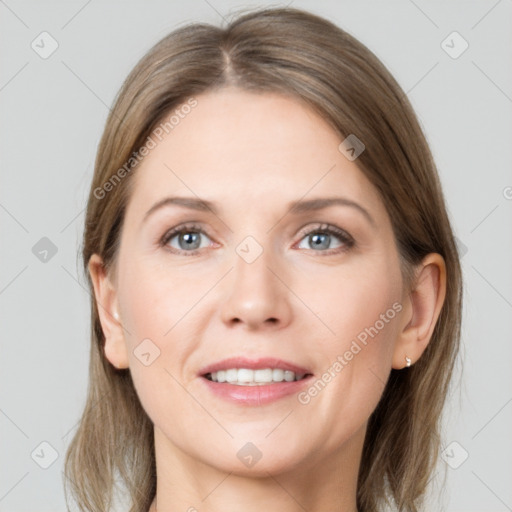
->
[128, 88, 384, 218]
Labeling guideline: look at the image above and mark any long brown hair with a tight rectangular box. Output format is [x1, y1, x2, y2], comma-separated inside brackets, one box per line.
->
[63, 7, 463, 511]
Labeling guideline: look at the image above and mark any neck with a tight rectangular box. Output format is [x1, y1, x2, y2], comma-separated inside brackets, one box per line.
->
[148, 424, 365, 512]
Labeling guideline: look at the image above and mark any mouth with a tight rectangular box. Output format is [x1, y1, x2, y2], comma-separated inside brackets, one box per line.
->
[198, 357, 314, 405]
[198, 356, 313, 387]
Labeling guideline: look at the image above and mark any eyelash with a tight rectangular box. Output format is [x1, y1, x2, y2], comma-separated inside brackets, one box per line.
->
[158, 222, 355, 256]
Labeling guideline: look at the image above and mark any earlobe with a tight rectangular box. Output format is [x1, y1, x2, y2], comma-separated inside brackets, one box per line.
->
[88, 254, 130, 370]
[392, 253, 447, 369]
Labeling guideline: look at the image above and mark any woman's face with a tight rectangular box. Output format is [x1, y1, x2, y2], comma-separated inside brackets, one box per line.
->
[107, 88, 409, 475]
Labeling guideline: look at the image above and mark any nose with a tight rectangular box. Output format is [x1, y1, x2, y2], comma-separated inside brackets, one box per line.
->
[219, 242, 293, 331]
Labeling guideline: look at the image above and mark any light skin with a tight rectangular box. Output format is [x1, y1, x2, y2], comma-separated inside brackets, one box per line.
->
[88, 88, 446, 512]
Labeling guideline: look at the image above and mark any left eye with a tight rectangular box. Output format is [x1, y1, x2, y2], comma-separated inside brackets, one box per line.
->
[296, 229, 348, 252]
[295, 223, 354, 253]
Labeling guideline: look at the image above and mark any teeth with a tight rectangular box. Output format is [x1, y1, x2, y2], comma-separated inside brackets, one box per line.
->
[273, 369, 284, 382]
[208, 368, 307, 385]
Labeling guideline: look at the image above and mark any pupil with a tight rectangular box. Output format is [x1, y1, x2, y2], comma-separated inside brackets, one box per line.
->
[311, 233, 329, 249]
[181, 232, 200, 249]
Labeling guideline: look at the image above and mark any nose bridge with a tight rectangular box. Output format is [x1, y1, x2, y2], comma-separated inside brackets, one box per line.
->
[219, 229, 292, 329]
[231, 214, 277, 284]
[234, 233, 275, 290]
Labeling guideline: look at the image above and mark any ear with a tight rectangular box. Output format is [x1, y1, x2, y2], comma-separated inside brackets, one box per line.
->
[392, 253, 447, 369]
[88, 254, 130, 370]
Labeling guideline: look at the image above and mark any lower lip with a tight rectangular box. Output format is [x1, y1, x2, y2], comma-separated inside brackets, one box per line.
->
[200, 376, 313, 405]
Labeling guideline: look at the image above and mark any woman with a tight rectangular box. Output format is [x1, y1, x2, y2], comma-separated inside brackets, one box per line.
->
[64, 7, 463, 512]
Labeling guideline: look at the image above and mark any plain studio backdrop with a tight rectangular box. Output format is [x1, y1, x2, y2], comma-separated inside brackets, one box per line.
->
[1, 1, 511, 511]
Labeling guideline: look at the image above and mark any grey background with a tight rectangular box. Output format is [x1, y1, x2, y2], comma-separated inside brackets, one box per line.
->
[1, 1, 511, 511]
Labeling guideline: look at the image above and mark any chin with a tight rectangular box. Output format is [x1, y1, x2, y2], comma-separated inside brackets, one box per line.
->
[195, 435, 311, 477]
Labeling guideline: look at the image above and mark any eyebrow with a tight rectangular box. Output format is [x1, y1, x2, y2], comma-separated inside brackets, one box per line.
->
[142, 195, 376, 227]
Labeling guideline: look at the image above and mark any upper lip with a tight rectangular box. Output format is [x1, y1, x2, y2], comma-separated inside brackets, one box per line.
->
[198, 357, 312, 376]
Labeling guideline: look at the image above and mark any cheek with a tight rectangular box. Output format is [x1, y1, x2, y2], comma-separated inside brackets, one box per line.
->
[115, 258, 200, 404]
[115, 259, 204, 427]
[304, 255, 401, 351]
[118, 256, 207, 344]
[314, 256, 401, 378]
[301, 255, 402, 391]
[294, 268, 402, 449]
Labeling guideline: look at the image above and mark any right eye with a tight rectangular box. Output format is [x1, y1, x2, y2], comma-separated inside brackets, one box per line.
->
[159, 223, 214, 256]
